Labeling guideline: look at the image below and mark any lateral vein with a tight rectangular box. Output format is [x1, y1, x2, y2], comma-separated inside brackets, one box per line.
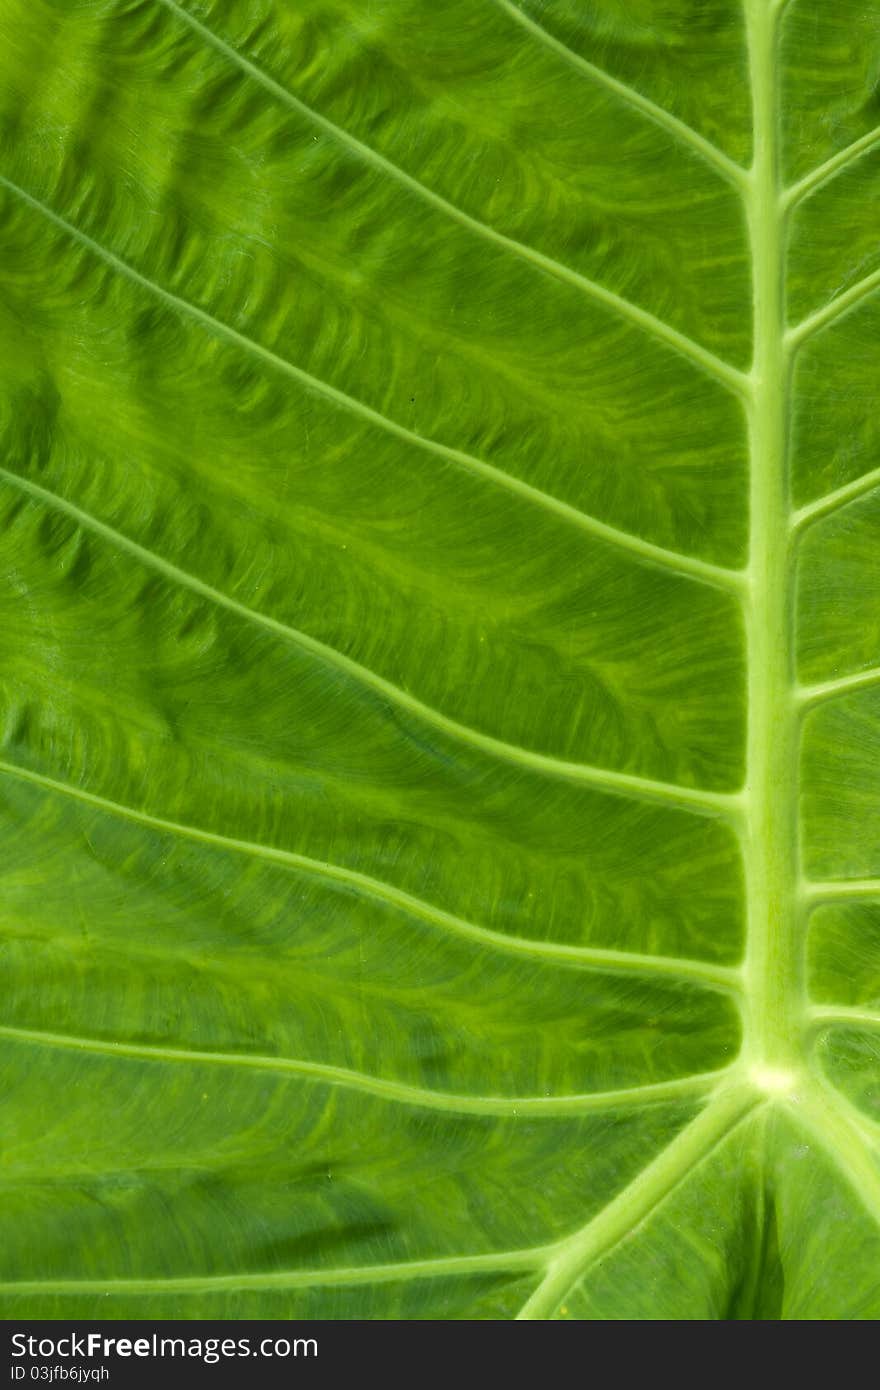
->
[151, 0, 747, 395]
[795, 1084, 880, 1231]
[0, 469, 741, 819]
[516, 1084, 758, 1318]
[808, 1005, 880, 1032]
[787, 265, 880, 352]
[0, 180, 741, 594]
[803, 879, 880, 905]
[0, 1023, 727, 1117]
[796, 666, 880, 711]
[0, 753, 742, 991]
[792, 466, 880, 530]
[0, 1248, 550, 1296]
[784, 126, 880, 211]
[490, 0, 748, 191]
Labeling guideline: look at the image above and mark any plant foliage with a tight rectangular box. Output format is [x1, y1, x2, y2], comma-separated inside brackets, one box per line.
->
[2, 0, 880, 1319]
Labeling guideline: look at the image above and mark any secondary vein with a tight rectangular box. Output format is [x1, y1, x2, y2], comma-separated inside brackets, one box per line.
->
[784, 125, 880, 211]
[490, 0, 748, 191]
[0, 753, 742, 991]
[792, 466, 880, 531]
[796, 666, 880, 711]
[0, 180, 741, 595]
[803, 880, 880, 905]
[795, 1083, 880, 1232]
[0, 469, 742, 819]
[0, 1023, 728, 1117]
[0, 1247, 551, 1295]
[808, 1005, 880, 1033]
[787, 265, 880, 352]
[151, 0, 748, 395]
[516, 1084, 758, 1318]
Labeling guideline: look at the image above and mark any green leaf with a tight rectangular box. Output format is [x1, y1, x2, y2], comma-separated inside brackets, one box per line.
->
[1, 0, 879, 1321]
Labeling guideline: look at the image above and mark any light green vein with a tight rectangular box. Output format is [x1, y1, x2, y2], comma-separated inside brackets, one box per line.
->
[808, 1005, 880, 1034]
[0, 1023, 727, 1117]
[796, 667, 880, 711]
[741, 0, 801, 1075]
[152, 0, 748, 396]
[787, 266, 880, 352]
[803, 879, 880, 906]
[792, 466, 880, 531]
[783, 126, 880, 211]
[795, 1083, 880, 1231]
[517, 1084, 758, 1318]
[809, 1082, 880, 1148]
[490, 0, 748, 191]
[0, 468, 742, 820]
[0, 1247, 550, 1296]
[0, 181, 742, 597]
[0, 754, 742, 992]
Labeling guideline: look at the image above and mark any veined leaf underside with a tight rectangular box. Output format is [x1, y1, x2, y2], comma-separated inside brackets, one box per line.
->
[1, 0, 880, 1319]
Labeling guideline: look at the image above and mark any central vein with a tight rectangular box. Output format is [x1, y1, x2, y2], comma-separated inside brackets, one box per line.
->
[743, 0, 801, 1073]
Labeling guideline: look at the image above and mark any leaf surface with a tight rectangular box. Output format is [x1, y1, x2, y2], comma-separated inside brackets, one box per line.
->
[1, 0, 879, 1320]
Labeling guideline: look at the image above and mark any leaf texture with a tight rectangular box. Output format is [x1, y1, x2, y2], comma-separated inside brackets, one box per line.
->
[1, 0, 880, 1320]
